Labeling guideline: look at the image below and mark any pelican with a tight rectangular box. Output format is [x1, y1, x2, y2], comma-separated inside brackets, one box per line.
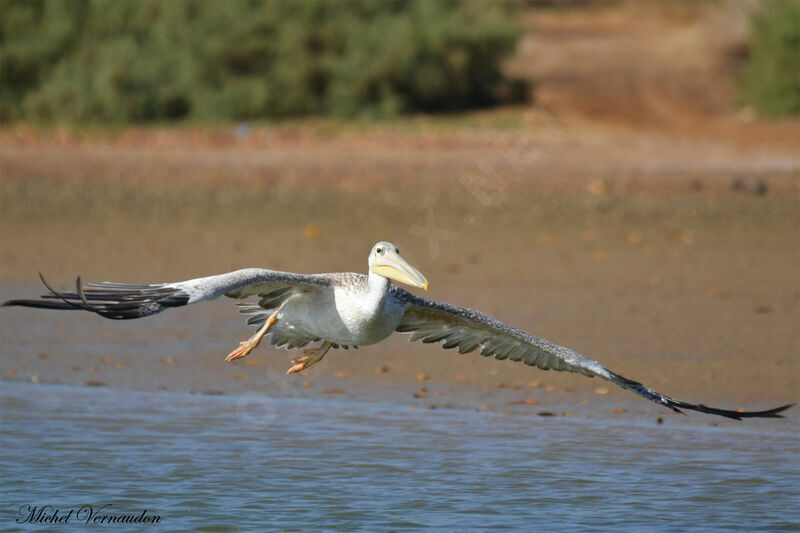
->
[3, 241, 792, 420]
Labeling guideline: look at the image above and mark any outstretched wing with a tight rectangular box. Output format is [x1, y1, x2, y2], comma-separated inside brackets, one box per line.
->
[394, 289, 793, 420]
[2, 269, 330, 320]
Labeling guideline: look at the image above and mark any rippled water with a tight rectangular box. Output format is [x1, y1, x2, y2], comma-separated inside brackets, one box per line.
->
[1, 382, 798, 531]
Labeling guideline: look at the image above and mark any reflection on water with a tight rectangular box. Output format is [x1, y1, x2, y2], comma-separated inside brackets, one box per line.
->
[1, 382, 798, 531]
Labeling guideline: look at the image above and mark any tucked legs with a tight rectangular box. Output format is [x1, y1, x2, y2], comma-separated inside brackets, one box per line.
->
[287, 341, 333, 374]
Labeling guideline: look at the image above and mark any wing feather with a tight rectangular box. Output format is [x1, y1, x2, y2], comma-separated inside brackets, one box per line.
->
[393, 288, 793, 420]
[178, 268, 330, 303]
[2, 269, 331, 321]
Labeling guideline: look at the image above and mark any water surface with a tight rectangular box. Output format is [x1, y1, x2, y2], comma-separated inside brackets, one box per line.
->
[1, 382, 798, 531]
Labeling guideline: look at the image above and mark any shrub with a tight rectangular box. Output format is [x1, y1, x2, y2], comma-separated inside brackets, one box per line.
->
[740, 0, 800, 117]
[0, 0, 522, 123]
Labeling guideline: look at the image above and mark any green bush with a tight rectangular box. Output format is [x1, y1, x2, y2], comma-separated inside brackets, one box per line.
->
[741, 0, 800, 117]
[0, 0, 522, 123]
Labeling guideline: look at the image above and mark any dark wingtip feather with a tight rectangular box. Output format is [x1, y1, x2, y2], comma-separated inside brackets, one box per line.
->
[2, 299, 83, 310]
[3, 274, 189, 320]
[607, 370, 794, 421]
[39, 272, 85, 311]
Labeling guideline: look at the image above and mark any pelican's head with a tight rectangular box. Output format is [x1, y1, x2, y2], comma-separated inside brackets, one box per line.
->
[369, 241, 429, 291]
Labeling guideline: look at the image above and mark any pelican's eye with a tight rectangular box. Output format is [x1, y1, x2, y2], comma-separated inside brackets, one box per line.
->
[376, 247, 383, 254]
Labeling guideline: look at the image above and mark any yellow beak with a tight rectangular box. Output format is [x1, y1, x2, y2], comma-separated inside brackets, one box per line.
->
[371, 253, 429, 291]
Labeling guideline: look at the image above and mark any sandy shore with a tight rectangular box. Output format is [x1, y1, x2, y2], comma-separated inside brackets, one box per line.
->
[1, 166, 797, 423]
[2, 0, 798, 421]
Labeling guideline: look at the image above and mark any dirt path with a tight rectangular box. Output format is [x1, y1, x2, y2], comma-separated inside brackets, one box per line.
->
[510, 2, 800, 147]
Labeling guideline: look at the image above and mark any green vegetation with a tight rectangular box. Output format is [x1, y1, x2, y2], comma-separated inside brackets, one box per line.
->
[741, 0, 800, 117]
[0, 0, 522, 124]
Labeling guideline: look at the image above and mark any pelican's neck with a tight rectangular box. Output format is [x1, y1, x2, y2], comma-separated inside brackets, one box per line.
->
[365, 270, 391, 312]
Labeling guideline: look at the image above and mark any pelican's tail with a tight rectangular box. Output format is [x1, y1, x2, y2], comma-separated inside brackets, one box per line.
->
[606, 370, 794, 420]
[2, 274, 189, 320]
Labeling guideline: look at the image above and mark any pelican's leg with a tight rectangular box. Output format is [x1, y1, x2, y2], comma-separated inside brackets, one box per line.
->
[225, 311, 279, 362]
[287, 342, 333, 374]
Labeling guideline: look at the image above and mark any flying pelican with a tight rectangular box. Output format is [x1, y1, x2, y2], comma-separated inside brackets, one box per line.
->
[3, 241, 792, 420]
